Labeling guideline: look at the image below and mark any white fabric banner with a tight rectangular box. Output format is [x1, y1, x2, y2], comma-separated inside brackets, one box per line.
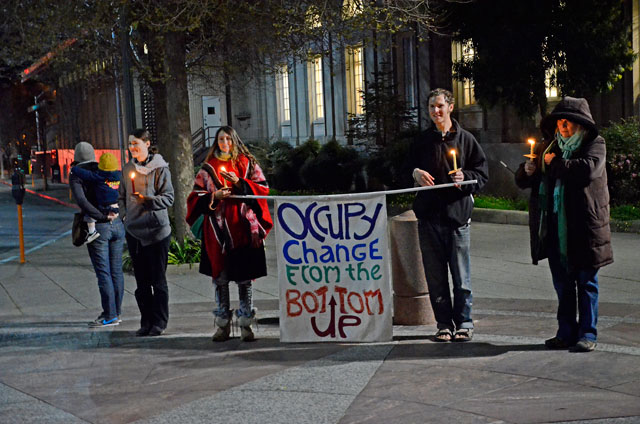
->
[275, 194, 392, 342]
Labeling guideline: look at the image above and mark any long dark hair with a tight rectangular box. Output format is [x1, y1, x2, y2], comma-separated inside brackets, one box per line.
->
[205, 126, 259, 172]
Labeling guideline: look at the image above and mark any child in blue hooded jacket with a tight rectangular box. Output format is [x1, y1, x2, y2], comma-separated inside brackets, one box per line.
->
[71, 152, 122, 243]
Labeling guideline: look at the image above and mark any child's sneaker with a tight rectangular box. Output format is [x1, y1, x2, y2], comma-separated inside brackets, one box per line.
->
[88, 316, 119, 328]
[85, 231, 100, 244]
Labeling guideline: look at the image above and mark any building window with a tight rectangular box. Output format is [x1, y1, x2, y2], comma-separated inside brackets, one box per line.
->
[545, 66, 559, 98]
[402, 36, 416, 108]
[308, 56, 324, 120]
[345, 46, 364, 116]
[452, 40, 476, 106]
[276, 65, 291, 122]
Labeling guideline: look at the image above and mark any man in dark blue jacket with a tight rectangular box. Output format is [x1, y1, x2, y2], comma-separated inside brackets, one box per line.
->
[407, 88, 488, 342]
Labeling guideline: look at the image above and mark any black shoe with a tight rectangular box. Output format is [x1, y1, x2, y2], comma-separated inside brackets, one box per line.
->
[148, 326, 164, 337]
[135, 327, 151, 337]
[572, 339, 596, 352]
[545, 336, 573, 350]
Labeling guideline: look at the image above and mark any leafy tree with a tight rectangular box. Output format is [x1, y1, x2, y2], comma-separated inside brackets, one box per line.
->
[1, 0, 454, 240]
[447, 0, 635, 117]
[347, 62, 417, 147]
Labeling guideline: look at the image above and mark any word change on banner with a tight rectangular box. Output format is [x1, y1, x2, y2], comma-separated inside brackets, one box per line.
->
[276, 194, 392, 342]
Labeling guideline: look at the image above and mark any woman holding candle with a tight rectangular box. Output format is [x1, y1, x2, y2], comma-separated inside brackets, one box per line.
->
[515, 97, 613, 352]
[119, 128, 175, 337]
[186, 126, 272, 342]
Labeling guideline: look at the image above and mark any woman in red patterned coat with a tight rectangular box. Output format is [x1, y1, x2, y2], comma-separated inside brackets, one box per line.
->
[186, 126, 272, 342]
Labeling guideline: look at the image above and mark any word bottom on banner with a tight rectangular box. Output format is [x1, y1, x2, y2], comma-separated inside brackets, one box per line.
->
[276, 194, 393, 343]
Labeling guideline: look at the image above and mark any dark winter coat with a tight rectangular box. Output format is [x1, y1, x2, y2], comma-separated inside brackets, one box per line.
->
[515, 97, 613, 269]
[407, 119, 489, 227]
[71, 166, 121, 209]
[69, 161, 111, 223]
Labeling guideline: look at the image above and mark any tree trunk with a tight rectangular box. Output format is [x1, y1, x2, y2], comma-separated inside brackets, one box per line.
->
[163, 31, 193, 243]
[537, 84, 548, 122]
[147, 34, 170, 152]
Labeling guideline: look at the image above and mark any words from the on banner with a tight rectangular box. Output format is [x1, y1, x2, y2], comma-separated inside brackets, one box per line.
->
[278, 201, 385, 323]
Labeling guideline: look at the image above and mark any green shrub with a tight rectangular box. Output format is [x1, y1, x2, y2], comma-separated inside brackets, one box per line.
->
[364, 130, 417, 189]
[246, 140, 271, 172]
[611, 204, 640, 221]
[601, 118, 640, 205]
[122, 249, 133, 273]
[168, 237, 201, 266]
[387, 193, 415, 208]
[474, 195, 528, 211]
[269, 140, 320, 191]
[300, 140, 362, 192]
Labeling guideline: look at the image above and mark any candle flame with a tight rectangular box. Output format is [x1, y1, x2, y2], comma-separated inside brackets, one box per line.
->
[528, 138, 535, 145]
[220, 166, 226, 172]
[450, 149, 456, 155]
[130, 172, 135, 179]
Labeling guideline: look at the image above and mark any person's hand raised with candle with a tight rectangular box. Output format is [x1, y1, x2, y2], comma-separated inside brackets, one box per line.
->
[220, 169, 240, 187]
[450, 169, 464, 188]
[451, 169, 464, 183]
[524, 160, 536, 176]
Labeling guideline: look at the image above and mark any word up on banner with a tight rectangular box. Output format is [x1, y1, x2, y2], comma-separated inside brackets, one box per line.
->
[276, 195, 392, 343]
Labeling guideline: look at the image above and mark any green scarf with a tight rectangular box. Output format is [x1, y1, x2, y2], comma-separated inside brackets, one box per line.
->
[553, 129, 584, 270]
[537, 140, 556, 256]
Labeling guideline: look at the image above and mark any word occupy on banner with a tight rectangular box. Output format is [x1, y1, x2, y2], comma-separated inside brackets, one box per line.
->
[276, 194, 392, 343]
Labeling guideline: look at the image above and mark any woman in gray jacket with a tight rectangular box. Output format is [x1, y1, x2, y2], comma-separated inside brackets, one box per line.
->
[516, 97, 613, 352]
[119, 129, 174, 337]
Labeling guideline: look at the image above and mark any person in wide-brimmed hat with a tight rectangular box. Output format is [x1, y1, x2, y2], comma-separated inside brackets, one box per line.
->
[515, 96, 613, 353]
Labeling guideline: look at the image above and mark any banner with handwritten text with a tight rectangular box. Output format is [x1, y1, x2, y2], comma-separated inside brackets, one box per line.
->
[276, 194, 392, 342]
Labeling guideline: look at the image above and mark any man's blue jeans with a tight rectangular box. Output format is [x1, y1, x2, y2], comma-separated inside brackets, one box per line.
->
[418, 219, 473, 331]
[548, 243, 599, 343]
[87, 219, 125, 321]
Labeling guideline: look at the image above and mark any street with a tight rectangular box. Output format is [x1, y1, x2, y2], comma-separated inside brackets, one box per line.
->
[0, 182, 74, 262]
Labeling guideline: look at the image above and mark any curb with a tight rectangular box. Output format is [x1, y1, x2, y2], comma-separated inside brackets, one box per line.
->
[472, 208, 529, 226]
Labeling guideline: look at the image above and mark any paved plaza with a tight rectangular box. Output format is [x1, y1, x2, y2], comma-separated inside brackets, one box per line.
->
[1, 181, 639, 423]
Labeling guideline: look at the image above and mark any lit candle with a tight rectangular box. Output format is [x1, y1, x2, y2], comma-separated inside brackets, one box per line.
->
[524, 138, 537, 158]
[130, 172, 136, 193]
[220, 166, 228, 188]
[450, 149, 458, 171]
[528, 138, 535, 156]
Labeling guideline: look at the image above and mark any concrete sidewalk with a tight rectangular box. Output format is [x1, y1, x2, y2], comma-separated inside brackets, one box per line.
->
[1, 181, 640, 423]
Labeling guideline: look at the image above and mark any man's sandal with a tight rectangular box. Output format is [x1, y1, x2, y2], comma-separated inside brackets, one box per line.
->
[453, 328, 473, 342]
[434, 328, 453, 342]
